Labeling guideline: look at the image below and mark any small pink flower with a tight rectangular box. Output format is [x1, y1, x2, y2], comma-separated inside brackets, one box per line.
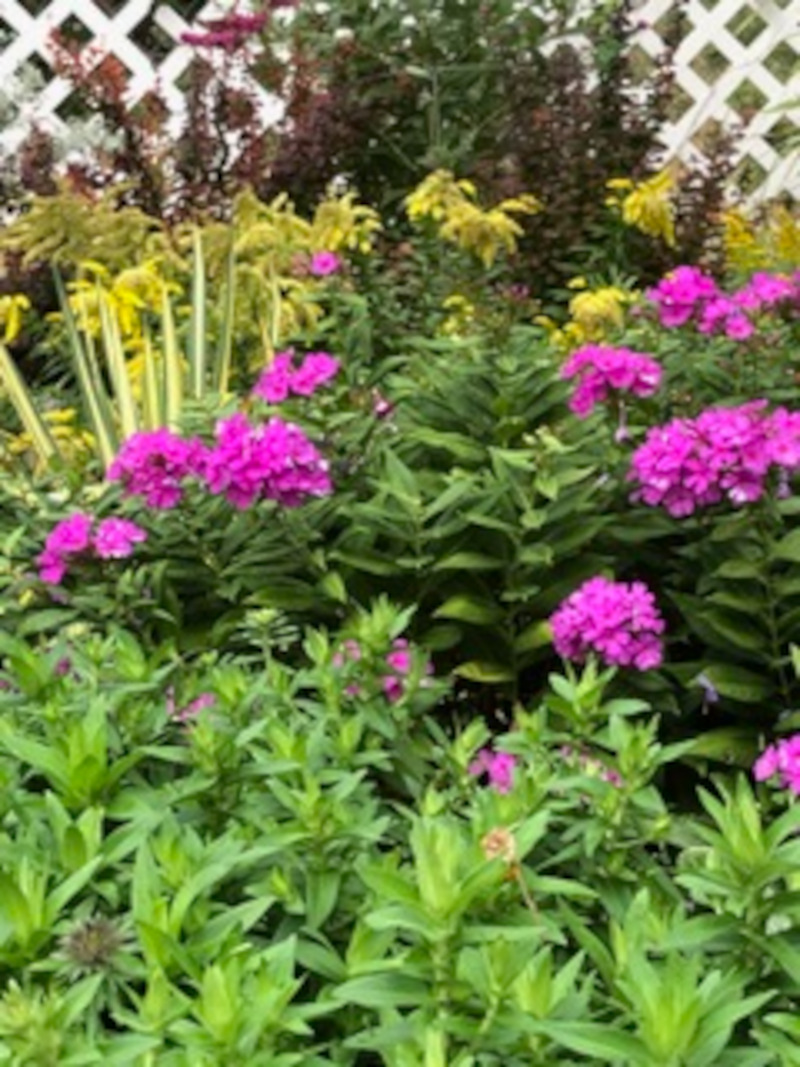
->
[309, 251, 342, 277]
[561, 345, 662, 418]
[469, 749, 518, 793]
[93, 518, 148, 559]
[753, 735, 800, 795]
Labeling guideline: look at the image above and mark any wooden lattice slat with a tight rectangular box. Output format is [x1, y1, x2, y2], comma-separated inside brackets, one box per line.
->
[0, 0, 797, 200]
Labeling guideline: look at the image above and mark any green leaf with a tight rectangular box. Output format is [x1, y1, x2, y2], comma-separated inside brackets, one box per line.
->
[514, 620, 552, 653]
[453, 661, 515, 683]
[333, 972, 428, 1008]
[773, 529, 800, 563]
[434, 596, 504, 625]
[533, 1020, 647, 1060]
[700, 664, 775, 703]
[433, 552, 504, 572]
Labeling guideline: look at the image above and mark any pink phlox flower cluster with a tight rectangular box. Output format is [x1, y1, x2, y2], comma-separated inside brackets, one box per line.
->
[333, 637, 433, 702]
[697, 295, 754, 340]
[309, 251, 342, 277]
[628, 402, 800, 517]
[38, 512, 147, 584]
[753, 735, 800, 794]
[203, 413, 332, 508]
[646, 265, 719, 328]
[550, 576, 665, 670]
[108, 429, 207, 509]
[181, 10, 269, 50]
[734, 271, 798, 313]
[561, 344, 662, 417]
[252, 350, 340, 404]
[469, 749, 518, 793]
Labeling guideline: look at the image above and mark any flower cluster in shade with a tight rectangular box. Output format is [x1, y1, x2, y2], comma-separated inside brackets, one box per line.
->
[108, 429, 207, 509]
[753, 735, 800, 795]
[38, 513, 147, 584]
[332, 637, 433, 702]
[108, 418, 332, 512]
[560, 344, 662, 417]
[560, 745, 623, 787]
[205, 413, 332, 509]
[550, 576, 665, 670]
[646, 266, 799, 340]
[628, 401, 800, 517]
[469, 749, 517, 793]
[252, 350, 340, 404]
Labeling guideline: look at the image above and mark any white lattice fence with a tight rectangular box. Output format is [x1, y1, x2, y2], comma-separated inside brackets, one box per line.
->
[0, 0, 798, 200]
[634, 0, 800, 200]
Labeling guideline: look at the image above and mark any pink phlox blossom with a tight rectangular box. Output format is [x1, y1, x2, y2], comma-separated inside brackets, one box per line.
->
[37, 512, 148, 584]
[309, 251, 342, 277]
[645, 265, 719, 328]
[629, 402, 800, 516]
[550, 576, 665, 670]
[753, 735, 800, 794]
[252, 350, 340, 403]
[108, 429, 206, 509]
[697, 295, 755, 340]
[93, 518, 148, 559]
[469, 749, 518, 793]
[333, 637, 433, 702]
[561, 344, 662, 417]
[291, 352, 341, 396]
[372, 390, 394, 419]
[203, 413, 332, 509]
[734, 271, 797, 312]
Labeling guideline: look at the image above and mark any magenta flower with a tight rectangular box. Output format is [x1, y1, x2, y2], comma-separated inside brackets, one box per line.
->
[252, 350, 340, 403]
[754, 735, 800, 795]
[550, 576, 665, 670]
[333, 636, 433, 702]
[561, 344, 662, 417]
[108, 429, 207, 509]
[629, 402, 800, 517]
[309, 251, 342, 277]
[93, 518, 148, 559]
[167, 689, 216, 724]
[469, 749, 518, 793]
[37, 513, 148, 584]
[734, 271, 797, 312]
[646, 265, 719, 328]
[202, 412, 332, 509]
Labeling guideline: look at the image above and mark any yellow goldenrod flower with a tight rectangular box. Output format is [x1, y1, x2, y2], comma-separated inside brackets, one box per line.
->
[311, 192, 382, 254]
[440, 293, 477, 336]
[0, 294, 31, 344]
[407, 170, 541, 267]
[569, 284, 634, 338]
[722, 205, 800, 274]
[622, 170, 676, 246]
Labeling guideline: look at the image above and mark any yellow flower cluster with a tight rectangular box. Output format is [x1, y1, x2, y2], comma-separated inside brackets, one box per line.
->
[535, 278, 636, 350]
[439, 293, 477, 336]
[2, 408, 94, 473]
[66, 260, 176, 345]
[606, 170, 677, 247]
[405, 170, 541, 267]
[0, 294, 31, 344]
[722, 205, 800, 274]
[310, 190, 382, 254]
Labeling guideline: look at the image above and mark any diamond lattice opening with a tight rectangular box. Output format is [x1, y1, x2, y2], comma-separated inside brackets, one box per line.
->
[18, 0, 50, 14]
[734, 153, 768, 195]
[725, 5, 768, 47]
[726, 78, 768, 120]
[55, 88, 96, 123]
[93, 0, 130, 13]
[764, 117, 800, 158]
[665, 83, 695, 124]
[0, 18, 19, 49]
[763, 41, 799, 85]
[691, 117, 726, 154]
[653, 7, 693, 48]
[690, 42, 730, 85]
[162, 0, 209, 20]
[130, 16, 175, 65]
[57, 15, 94, 47]
[627, 43, 656, 84]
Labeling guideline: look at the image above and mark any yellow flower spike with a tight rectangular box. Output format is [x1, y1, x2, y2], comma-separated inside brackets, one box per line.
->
[0, 294, 31, 344]
[606, 177, 635, 192]
[620, 169, 677, 247]
[566, 276, 588, 290]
